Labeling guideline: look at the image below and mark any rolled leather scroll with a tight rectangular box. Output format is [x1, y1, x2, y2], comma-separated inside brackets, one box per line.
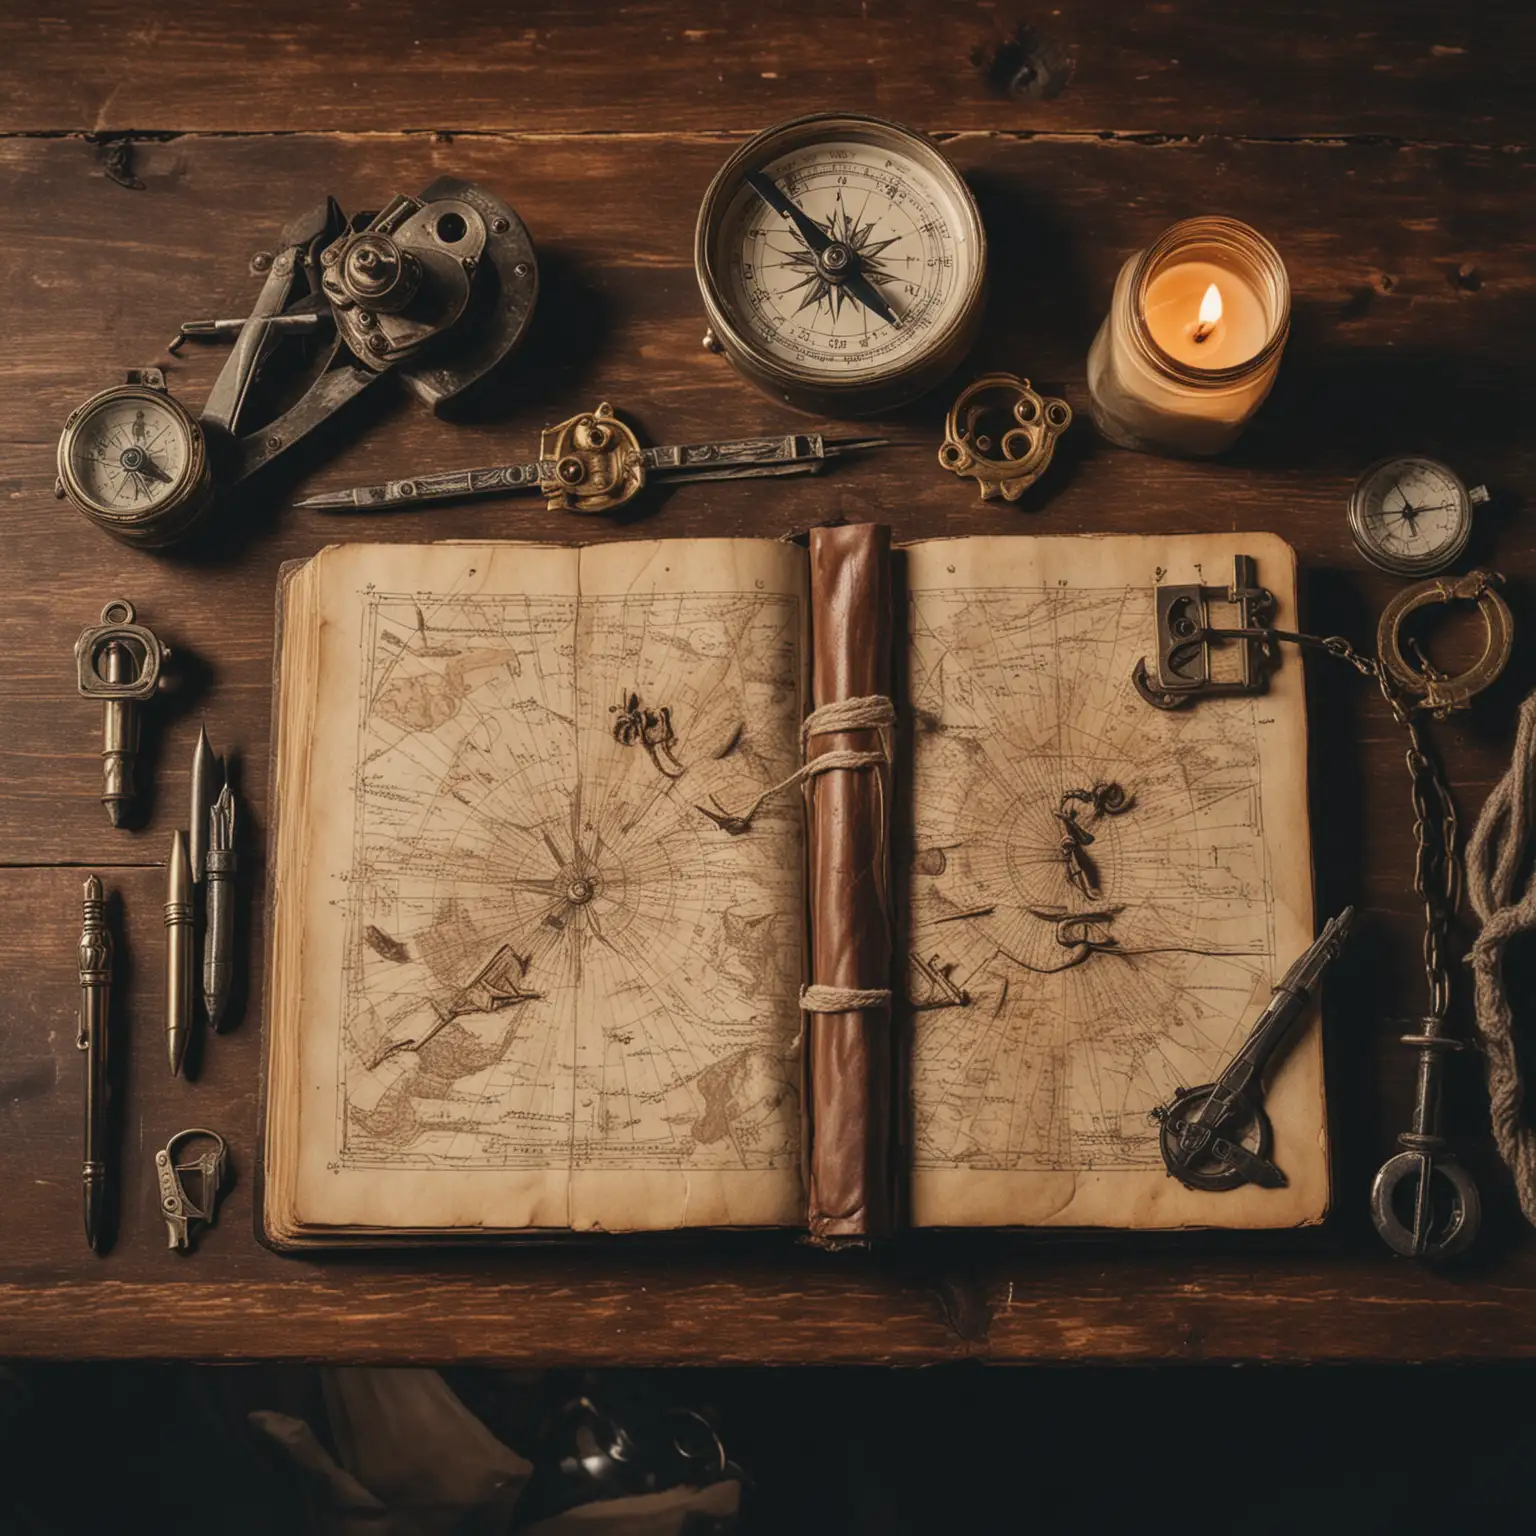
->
[805, 524, 895, 1243]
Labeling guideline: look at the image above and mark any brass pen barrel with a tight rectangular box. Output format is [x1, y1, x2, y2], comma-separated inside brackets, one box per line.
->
[100, 642, 138, 828]
[165, 830, 194, 1076]
[78, 875, 112, 1252]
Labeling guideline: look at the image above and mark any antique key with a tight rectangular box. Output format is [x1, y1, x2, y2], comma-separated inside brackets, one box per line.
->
[74, 600, 170, 827]
[1154, 908, 1353, 1191]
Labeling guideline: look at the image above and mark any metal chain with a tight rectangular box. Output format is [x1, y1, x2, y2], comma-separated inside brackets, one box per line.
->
[1278, 628, 1460, 1026]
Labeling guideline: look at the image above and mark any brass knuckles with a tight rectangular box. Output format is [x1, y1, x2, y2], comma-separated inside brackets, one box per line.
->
[156, 1128, 229, 1253]
[75, 600, 169, 701]
[539, 401, 646, 514]
[1376, 569, 1513, 716]
[938, 373, 1072, 502]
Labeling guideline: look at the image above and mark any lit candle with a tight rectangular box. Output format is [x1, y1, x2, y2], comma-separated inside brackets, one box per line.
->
[1087, 218, 1289, 457]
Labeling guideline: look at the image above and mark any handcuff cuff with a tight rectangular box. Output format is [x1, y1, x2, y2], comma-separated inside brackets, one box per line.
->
[1133, 562, 1513, 718]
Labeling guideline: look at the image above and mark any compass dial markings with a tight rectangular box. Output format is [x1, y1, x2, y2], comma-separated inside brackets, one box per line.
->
[68, 395, 192, 512]
[716, 138, 977, 380]
[1355, 458, 1471, 571]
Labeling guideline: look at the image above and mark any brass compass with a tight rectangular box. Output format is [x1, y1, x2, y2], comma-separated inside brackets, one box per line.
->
[695, 113, 988, 416]
[56, 371, 212, 549]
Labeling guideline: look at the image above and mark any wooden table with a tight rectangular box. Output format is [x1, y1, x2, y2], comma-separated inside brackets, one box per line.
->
[1, 0, 1533, 1365]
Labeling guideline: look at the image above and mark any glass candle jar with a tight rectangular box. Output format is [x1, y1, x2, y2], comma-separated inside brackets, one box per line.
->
[1086, 217, 1290, 457]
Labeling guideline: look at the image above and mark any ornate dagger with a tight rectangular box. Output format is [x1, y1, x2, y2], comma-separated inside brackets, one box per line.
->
[294, 400, 886, 516]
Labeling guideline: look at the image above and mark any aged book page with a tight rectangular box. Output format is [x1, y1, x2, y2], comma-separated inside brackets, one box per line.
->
[265, 539, 809, 1239]
[903, 533, 1322, 1229]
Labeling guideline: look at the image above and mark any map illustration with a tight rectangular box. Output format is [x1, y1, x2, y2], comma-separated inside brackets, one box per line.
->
[906, 581, 1279, 1174]
[334, 587, 806, 1176]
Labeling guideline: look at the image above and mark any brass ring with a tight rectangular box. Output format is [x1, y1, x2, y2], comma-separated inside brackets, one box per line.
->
[1376, 569, 1513, 714]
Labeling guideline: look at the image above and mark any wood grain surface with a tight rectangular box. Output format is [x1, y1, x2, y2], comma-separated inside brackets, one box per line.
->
[1, 0, 1534, 1363]
[0, 1, 1529, 142]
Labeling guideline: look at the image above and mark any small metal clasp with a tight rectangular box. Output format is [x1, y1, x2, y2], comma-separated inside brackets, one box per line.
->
[74, 600, 169, 702]
[1131, 555, 1278, 709]
[155, 1129, 229, 1253]
[938, 373, 1071, 502]
[539, 401, 646, 514]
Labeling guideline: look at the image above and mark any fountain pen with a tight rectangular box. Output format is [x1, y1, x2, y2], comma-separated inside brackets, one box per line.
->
[165, 830, 194, 1076]
[203, 781, 237, 1031]
[77, 875, 112, 1252]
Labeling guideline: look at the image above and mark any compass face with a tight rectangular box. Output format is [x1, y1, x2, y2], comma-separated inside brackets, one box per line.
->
[66, 390, 193, 514]
[698, 115, 987, 412]
[1350, 457, 1473, 576]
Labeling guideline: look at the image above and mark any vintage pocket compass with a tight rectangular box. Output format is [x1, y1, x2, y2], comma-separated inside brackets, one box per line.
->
[56, 371, 213, 547]
[695, 113, 988, 416]
[1348, 456, 1488, 577]
[55, 177, 538, 547]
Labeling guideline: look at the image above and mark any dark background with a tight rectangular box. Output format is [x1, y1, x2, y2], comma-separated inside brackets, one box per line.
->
[1, 0, 1535, 1527]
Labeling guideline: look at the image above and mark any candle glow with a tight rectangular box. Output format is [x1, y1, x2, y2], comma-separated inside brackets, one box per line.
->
[1191, 281, 1223, 345]
[1086, 216, 1290, 456]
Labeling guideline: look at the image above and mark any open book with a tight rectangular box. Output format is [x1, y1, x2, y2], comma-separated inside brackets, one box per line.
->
[259, 526, 1322, 1248]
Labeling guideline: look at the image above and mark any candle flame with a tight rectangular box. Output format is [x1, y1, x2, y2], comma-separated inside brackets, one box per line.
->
[1198, 282, 1223, 326]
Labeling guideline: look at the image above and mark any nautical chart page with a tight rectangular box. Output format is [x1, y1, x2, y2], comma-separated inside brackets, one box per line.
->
[288, 539, 808, 1233]
[903, 534, 1323, 1229]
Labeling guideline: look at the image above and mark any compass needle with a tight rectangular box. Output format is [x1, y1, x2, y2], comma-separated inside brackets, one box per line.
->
[698, 114, 986, 413]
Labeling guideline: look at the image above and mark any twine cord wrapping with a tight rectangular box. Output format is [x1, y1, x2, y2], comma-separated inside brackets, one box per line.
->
[799, 983, 892, 1013]
[697, 694, 896, 1013]
[1466, 689, 1536, 1225]
[697, 694, 894, 835]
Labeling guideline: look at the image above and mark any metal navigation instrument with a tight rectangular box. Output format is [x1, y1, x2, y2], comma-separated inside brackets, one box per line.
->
[1348, 456, 1487, 578]
[695, 113, 988, 416]
[294, 400, 885, 515]
[1153, 907, 1353, 1192]
[56, 178, 538, 547]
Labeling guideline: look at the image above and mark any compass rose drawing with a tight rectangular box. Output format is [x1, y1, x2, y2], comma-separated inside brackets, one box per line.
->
[779, 189, 902, 321]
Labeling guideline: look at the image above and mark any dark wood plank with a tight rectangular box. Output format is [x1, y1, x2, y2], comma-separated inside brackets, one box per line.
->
[2, 129, 1535, 1361]
[4, 1258, 1536, 1364]
[0, 0, 1529, 143]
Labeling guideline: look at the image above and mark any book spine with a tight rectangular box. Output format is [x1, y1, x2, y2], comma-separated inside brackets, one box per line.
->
[805, 524, 896, 1244]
